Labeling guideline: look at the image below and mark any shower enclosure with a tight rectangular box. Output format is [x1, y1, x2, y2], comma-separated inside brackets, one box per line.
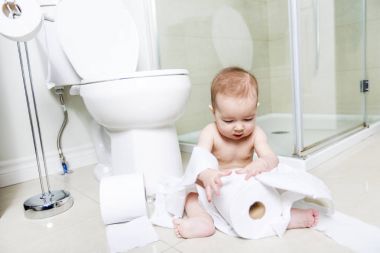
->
[154, 0, 380, 159]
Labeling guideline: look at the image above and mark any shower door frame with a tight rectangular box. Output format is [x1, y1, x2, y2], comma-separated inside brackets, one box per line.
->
[288, 0, 368, 157]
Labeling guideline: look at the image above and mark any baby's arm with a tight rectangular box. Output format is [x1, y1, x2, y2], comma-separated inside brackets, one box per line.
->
[237, 126, 279, 179]
[196, 124, 232, 201]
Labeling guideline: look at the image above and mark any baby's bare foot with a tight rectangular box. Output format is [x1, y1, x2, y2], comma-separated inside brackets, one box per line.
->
[287, 208, 319, 229]
[173, 217, 215, 239]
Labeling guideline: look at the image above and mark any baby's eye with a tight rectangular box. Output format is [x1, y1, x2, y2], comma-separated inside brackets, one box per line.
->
[223, 120, 233, 123]
[244, 118, 254, 122]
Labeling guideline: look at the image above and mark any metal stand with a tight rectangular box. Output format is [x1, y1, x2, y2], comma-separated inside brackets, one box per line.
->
[17, 41, 73, 219]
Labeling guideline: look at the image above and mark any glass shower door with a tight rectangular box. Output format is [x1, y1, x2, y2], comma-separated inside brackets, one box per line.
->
[296, 0, 366, 154]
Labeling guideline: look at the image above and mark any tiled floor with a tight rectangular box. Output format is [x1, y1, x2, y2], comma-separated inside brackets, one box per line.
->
[1, 132, 380, 253]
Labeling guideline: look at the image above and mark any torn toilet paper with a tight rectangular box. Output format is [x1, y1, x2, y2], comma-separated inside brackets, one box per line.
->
[106, 216, 158, 253]
[151, 146, 380, 253]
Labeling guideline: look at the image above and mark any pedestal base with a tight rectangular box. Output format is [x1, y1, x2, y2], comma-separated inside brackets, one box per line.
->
[107, 126, 183, 196]
[23, 190, 74, 219]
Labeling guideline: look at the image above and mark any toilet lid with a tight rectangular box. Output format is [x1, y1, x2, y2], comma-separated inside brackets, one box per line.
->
[56, 0, 139, 80]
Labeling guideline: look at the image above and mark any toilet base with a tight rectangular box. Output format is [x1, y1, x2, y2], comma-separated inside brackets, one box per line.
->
[94, 163, 111, 181]
[105, 126, 183, 196]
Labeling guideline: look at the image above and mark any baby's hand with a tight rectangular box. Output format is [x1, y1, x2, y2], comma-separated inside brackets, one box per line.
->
[235, 161, 268, 180]
[198, 169, 232, 202]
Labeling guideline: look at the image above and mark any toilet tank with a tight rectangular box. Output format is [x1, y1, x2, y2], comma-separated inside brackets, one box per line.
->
[35, 6, 83, 88]
[36, 1, 159, 88]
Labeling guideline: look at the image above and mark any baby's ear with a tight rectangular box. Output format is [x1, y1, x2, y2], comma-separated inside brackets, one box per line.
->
[209, 104, 214, 112]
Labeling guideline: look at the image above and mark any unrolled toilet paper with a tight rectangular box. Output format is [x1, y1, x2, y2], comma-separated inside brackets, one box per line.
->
[212, 172, 289, 239]
[316, 211, 380, 253]
[100, 173, 147, 225]
[0, 0, 43, 41]
[106, 216, 159, 253]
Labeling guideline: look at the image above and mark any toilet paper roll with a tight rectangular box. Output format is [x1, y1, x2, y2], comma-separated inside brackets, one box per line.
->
[212, 173, 287, 239]
[0, 0, 42, 41]
[100, 173, 147, 225]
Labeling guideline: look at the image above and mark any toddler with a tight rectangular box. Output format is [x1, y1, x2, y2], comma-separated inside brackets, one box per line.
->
[174, 67, 319, 238]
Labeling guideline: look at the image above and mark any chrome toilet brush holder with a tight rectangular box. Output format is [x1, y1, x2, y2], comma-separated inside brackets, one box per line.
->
[16, 41, 73, 219]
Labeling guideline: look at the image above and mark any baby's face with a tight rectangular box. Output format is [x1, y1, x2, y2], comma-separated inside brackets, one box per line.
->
[213, 94, 257, 141]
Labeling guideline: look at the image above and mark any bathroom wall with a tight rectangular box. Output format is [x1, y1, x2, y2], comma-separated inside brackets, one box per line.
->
[267, 0, 292, 113]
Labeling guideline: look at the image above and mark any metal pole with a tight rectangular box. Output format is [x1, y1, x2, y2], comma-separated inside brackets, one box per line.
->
[24, 42, 52, 193]
[16, 41, 47, 196]
[361, 0, 368, 126]
[288, 0, 304, 157]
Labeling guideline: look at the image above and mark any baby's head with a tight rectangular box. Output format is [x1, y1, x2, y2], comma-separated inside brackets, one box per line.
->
[210, 67, 259, 140]
[211, 67, 258, 110]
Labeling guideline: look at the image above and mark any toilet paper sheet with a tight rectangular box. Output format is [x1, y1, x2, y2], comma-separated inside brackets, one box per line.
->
[150, 146, 219, 227]
[315, 211, 380, 253]
[106, 216, 159, 253]
[0, 0, 42, 41]
[152, 146, 380, 252]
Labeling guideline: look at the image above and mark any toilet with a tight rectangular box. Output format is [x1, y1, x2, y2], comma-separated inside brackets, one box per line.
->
[40, 0, 191, 196]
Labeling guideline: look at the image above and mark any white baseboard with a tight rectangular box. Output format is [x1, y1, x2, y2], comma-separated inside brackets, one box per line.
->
[0, 144, 97, 188]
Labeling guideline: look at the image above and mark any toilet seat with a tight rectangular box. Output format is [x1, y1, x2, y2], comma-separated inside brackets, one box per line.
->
[81, 69, 189, 84]
[56, 0, 139, 80]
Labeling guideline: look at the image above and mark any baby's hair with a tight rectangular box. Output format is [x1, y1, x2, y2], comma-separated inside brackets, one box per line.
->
[211, 66, 258, 109]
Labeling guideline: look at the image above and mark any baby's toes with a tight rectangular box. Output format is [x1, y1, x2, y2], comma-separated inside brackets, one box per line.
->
[173, 218, 184, 238]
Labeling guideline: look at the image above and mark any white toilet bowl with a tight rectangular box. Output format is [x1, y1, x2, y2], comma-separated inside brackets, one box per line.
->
[40, 0, 191, 195]
[72, 70, 190, 195]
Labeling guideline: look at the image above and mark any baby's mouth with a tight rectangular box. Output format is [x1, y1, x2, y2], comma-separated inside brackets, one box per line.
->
[233, 132, 244, 138]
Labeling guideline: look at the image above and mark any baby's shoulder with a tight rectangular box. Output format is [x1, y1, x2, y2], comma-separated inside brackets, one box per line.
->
[207, 122, 217, 130]
[197, 123, 217, 150]
[253, 125, 268, 142]
[254, 125, 265, 135]
[201, 122, 218, 134]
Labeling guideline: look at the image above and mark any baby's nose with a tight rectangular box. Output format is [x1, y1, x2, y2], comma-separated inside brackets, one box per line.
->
[234, 124, 244, 132]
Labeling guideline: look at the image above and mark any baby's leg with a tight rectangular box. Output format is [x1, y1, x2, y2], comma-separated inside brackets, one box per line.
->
[173, 192, 215, 238]
[287, 208, 319, 229]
